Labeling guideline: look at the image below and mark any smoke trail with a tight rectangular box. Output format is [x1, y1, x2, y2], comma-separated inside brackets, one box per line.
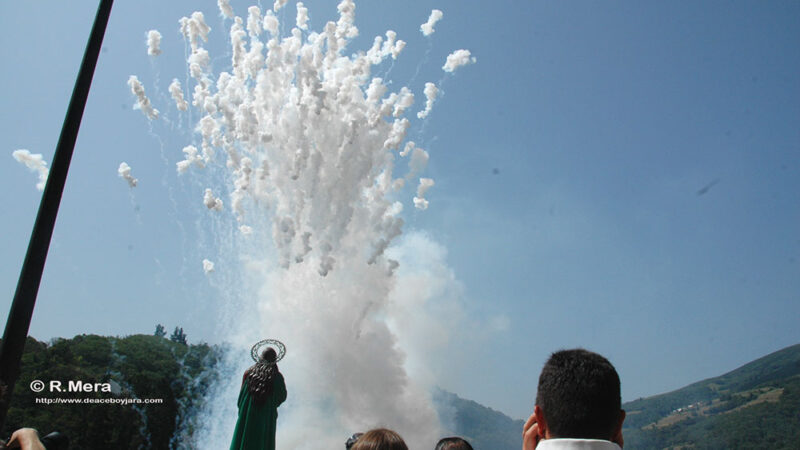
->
[118, 162, 138, 187]
[131, 2, 476, 448]
[12, 149, 49, 191]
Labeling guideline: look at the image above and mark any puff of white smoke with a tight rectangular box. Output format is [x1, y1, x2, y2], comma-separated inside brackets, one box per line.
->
[400, 141, 415, 158]
[146, 30, 162, 56]
[168, 79, 189, 111]
[442, 49, 476, 72]
[273, 0, 288, 12]
[409, 147, 430, 177]
[127, 75, 159, 120]
[239, 225, 253, 235]
[202, 259, 215, 274]
[188, 48, 210, 80]
[262, 11, 279, 36]
[218, 0, 234, 18]
[420, 9, 443, 36]
[393, 87, 414, 117]
[117, 162, 138, 187]
[384, 118, 410, 150]
[12, 149, 49, 191]
[176, 145, 205, 173]
[247, 6, 263, 37]
[296, 2, 309, 30]
[336, 0, 358, 39]
[413, 178, 434, 210]
[179, 11, 211, 52]
[417, 82, 438, 119]
[203, 188, 224, 211]
[379, 30, 405, 60]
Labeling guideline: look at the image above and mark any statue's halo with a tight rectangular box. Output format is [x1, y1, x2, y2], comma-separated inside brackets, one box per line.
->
[251, 339, 286, 363]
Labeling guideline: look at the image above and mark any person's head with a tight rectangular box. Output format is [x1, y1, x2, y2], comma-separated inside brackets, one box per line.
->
[350, 428, 408, 450]
[346, 432, 364, 449]
[261, 347, 277, 363]
[435, 436, 474, 450]
[535, 348, 625, 441]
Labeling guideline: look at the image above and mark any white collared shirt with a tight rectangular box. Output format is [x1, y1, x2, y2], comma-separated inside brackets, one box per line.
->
[536, 438, 622, 450]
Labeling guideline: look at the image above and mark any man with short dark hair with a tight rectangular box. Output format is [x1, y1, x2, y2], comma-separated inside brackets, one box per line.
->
[522, 349, 626, 449]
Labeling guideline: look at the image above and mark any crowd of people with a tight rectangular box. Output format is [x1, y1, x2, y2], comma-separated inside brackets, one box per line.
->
[230, 346, 624, 449]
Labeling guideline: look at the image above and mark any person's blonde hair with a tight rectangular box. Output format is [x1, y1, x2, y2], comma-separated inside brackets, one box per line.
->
[350, 428, 408, 450]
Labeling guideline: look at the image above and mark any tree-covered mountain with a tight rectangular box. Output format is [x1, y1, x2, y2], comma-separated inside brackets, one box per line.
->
[433, 388, 524, 450]
[622, 344, 800, 449]
[1, 333, 222, 449]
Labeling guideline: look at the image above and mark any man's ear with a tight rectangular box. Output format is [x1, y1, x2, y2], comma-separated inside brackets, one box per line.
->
[611, 409, 626, 448]
[534, 405, 549, 439]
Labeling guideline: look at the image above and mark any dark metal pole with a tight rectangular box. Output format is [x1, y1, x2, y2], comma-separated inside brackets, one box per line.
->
[0, 0, 114, 431]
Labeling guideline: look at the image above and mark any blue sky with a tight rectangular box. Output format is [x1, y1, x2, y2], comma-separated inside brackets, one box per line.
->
[1, 1, 798, 422]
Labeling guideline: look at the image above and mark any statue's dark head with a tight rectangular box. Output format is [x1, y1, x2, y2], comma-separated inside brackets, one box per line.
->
[261, 347, 277, 363]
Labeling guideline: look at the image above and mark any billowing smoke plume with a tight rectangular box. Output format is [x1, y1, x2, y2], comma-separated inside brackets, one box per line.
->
[128, 75, 159, 120]
[169, 79, 189, 111]
[12, 149, 49, 191]
[147, 30, 162, 56]
[417, 82, 439, 119]
[421, 9, 443, 36]
[443, 49, 476, 72]
[202, 259, 215, 274]
[131, 2, 476, 448]
[118, 162, 138, 187]
[218, 0, 234, 19]
[203, 188, 223, 211]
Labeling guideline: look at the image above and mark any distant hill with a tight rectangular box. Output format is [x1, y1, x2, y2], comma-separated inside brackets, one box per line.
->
[622, 344, 800, 449]
[433, 388, 524, 450]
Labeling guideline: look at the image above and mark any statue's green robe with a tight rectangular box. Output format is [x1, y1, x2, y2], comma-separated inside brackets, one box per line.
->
[229, 372, 287, 450]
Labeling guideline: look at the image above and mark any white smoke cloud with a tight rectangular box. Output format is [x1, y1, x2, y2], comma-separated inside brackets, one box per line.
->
[247, 6, 263, 37]
[127, 75, 159, 120]
[117, 162, 138, 188]
[12, 149, 49, 191]
[420, 9, 443, 36]
[413, 178, 434, 210]
[144, 2, 474, 447]
[417, 82, 438, 119]
[442, 49, 476, 72]
[179, 12, 211, 53]
[203, 188, 224, 211]
[218, 0, 234, 19]
[296, 2, 309, 30]
[176, 145, 205, 173]
[146, 30, 162, 56]
[203, 259, 215, 274]
[273, 0, 288, 12]
[169, 79, 189, 111]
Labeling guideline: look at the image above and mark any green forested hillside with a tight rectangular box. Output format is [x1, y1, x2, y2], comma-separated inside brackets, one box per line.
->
[433, 388, 524, 450]
[623, 344, 800, 449]
[1, 334, 221, 448]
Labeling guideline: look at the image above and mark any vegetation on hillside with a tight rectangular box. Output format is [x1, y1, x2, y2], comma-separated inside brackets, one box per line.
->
[623, 344, 800, 449]
[1, 332, 222, 449]
[433, 388, 524, 450]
